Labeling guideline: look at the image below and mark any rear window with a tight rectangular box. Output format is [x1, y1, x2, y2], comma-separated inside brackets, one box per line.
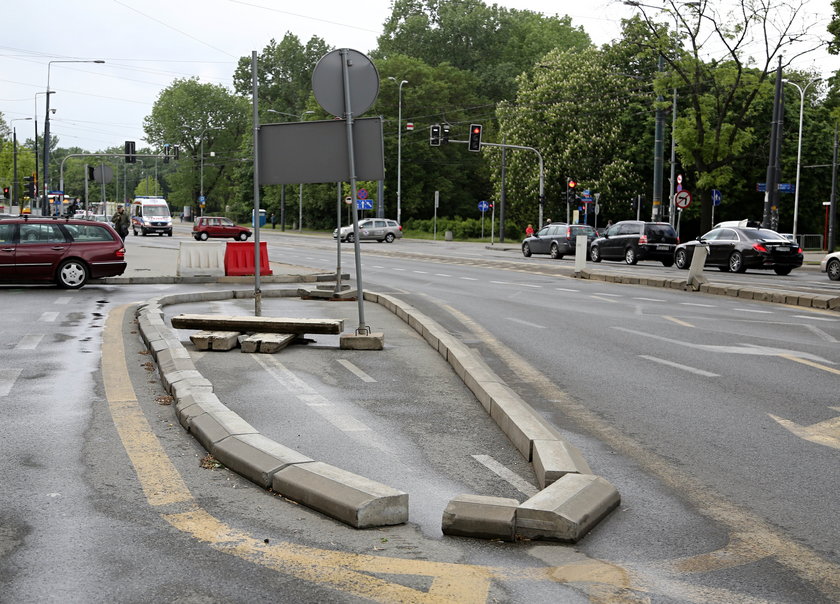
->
[645, 224, 677, 237]
[742, 229, 787, 242]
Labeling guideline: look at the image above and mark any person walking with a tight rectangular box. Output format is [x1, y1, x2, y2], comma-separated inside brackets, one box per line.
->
[112, 205, 130, 241]
[525, 223, 534, 237]
[270, 212, 276, 229]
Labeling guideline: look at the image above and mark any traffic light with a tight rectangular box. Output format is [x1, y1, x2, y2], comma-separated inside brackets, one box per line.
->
[468, 124, 482, 152]
[173, 145, 180, 160]
[163, 144, 170, 164]
[441, 124, 450, 145]
[124, 140, 136, 163]
[2, 186, 9, 199]
[566, 178, 576, 207]
[429, 124, 441, 146]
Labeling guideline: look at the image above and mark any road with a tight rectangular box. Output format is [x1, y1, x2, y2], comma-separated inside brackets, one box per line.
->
[1, 228, 838, 603]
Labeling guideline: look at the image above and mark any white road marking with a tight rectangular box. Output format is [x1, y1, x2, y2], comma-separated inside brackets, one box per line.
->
[792, 315, 837, 322]
[680, 302, 716, 307]
[460, 277, 478, 281]
[0, 369, 23, 396]
[15, 335, 44, 350]
[490, 281, 510, 285]
[413, 270, 429, 274]
[471, 455, 538, 497]
[556, 287, 579, 292]
[590, 295, 619, 303]
[635, 297, 666, 302]
[519, 283, 541, 288]
[39, 312, 59, 322]
[639, 355, 719, 377]
[802, 325, 837, 343]
[734, 308, 773, 314]
[337, 359, 376, 383]
[506, 318, 546, 329]
[393, 268, 406, 271]
[434, 273, 451, 277]
[595, 292, 622, 297]
[54, 296, 72, 305]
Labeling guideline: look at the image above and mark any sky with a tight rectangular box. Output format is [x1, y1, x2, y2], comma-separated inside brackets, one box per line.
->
[2, 0, 838, 153]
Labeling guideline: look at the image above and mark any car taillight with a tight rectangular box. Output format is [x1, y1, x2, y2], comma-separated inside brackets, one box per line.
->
[116, 247, 125, 258]
[566, 227, 572, 238]
[398, 225, 402, 231]
[797, 247, 802, 253]
[639, 235, 648, 244]
[753, 244, 767, 253]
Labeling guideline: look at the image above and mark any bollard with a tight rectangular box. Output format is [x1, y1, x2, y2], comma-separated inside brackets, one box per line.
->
[575, 234, 588, 273]
[687, 245, 708, 290]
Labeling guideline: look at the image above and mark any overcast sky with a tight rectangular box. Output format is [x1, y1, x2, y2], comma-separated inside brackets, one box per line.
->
[2, 0, 836, 153]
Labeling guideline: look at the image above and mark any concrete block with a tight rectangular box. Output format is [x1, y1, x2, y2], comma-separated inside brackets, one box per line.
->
[190, 330, 241, 351]
[175, 391, 227, 428]
[271, 461, 408, 528]
[441, 494, 518, 541]
[516, 474, 620, 542]
[532, 439, 593, 489]
[212, 433, 313, 488]
[339, 332, 384, 350]
[240, 333, 296, 353]
[190, 410, 259, 451]
[487, 386, 562, 459]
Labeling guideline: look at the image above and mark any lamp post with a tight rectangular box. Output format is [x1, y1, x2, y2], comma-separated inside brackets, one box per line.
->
[44, 59, 104, 214]
[388, 77, 408, 224]
[198, 127, 223, 216]
[783, 78, 819, 239]
[267, 109, 314, 231]
[10, 118, 32, 206]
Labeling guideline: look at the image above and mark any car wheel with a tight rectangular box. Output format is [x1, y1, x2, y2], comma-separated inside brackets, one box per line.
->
[141, 228, 148, 237]
[828, 258, 840, 281]
[199, 232, 209, 241]
[522, 243, 532, 257]
[56, 259, 88, 289]
[674, 248, 689, 269]
[132, 227, 138, 236]
[589, 245, 601, 262]
[237, 232, 249, 241]
[550, 243, 563, 260]
[624, 246, 638, 265]
[385, 233, 395, 243]
[167, 231, 172, 237]
[194, 235, 201, 241]
[729, 251, 746, 273]
[661, 258, 674, 267]
[773, 266, 792, 276]
[346, 233, 355, 243]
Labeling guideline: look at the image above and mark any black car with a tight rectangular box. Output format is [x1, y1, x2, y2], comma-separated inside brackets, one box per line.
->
[522, 223, 598, 259]
[673, 226, 803, 275]
[589, 221, 678, 266]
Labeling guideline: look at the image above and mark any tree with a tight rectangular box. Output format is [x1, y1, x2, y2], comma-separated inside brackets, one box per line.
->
[627, 0, 825, 232]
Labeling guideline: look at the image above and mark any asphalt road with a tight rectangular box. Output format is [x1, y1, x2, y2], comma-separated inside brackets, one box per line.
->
[2, 229, 839, 603]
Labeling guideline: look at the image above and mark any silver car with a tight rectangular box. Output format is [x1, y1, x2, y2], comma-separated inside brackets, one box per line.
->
[333, 219, 403, 243]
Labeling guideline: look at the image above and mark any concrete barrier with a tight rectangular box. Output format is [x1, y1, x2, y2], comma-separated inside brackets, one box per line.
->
[532, 439, 592, 489]
[190, 330, 241, 351]
[271, 461, 409, 528]
[189, 409, 259, 452]
[212, 433, 313, 488]
[177, 241, 225, 277]
[441, 494, 518, 541]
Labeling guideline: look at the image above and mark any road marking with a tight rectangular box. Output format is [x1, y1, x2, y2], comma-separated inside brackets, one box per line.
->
[337, 359, 376, 383]
[590, 294, 619, 303]
[54, 296, 72, 305]
[734, 308, 773, 314]
[802, 324, 837, 343]
[471, 455, 538, 497]
[39, 311, 59, 322]
[519, 283, 541, 288]
[413, 270, 429, 274]
[777, 354, 840, 375]
[792, 315, 837, 322]
[460, 276, 478, 281]
[769, 407, 840, 450]
[506, 317, 545, 329]
[556, 287, 579, 292]
[595, 292, 622, 297]
[434, 273, 451, 277]
[490, 280, 510, 285]
[15, 335, 44, 350]
[639, 355, 719, 377]
[102, 304, 589, 603]
[0, 369, 23, 396]
[663, 315, 695, 328]
[680, 302, 716, 307]
[635, 297, 666, 302]
[393, 267, 406, 271]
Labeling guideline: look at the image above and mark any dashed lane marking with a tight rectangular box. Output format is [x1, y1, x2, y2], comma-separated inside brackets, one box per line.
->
[14, 335, 44, 350]
[471, 455, 538, 497]
[663, 315, 695, 328]
[337, 359, 376, 383]
[0, 369, 23, 397]
[506, 317, 546, 329]
[39, 311, 59, 322]
[639, 355, 719, 377]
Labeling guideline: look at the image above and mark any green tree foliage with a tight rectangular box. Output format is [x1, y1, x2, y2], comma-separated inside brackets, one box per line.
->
[376, 0, 591, 101]
[143, 78, 249, 214]
[490, 47, 636, 230]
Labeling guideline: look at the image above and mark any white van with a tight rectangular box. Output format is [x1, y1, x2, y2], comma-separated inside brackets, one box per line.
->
[131, 196, 172, 236]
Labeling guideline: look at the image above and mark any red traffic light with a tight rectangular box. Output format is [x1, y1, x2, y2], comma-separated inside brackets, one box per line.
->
[568, 179, 577, 189]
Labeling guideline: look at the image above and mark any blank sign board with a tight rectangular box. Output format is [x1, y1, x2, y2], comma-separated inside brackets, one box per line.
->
[258, 117, 384, 185]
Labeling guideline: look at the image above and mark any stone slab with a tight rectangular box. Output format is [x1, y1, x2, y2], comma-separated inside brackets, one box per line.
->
[339, 332, 384, 350]
[271, 461, 408, 528]
[515, 474, 620, 542]
[190, 330, 241, 351]
[441, 494, 518, 541]
[532, 439, 592, 489]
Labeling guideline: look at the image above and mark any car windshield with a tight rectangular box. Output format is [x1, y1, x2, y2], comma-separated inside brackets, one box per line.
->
[143, 206, 169, 217]
[741, 229, 787, 242]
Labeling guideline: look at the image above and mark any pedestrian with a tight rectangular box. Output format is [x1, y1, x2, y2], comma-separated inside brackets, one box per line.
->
[525, 223, 534, 237]
[270, 212, 276, 229]
[111, 205, 130, 241]
[546, 218, 552, 225]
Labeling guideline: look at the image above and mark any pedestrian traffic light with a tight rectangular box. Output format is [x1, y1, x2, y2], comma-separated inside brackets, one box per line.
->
[2, 186, 9, 199]
[124, 140, 136, 163]
[429, 124, 441, 146]
[468, 124, 482, 151]
[441, 124, 450, 145]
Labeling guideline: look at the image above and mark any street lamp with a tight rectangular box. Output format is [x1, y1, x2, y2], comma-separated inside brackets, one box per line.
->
[199, 127, 223, 217]
[267, 109, 315, 231]
[10, 118, 32, 206]
[44, 59, 104, 214]
[388, 77, 408, 224]
[783, 77, 819, 240]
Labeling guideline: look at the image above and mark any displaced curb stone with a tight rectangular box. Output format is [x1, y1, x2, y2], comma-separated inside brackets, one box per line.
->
[532, 439, 592, 489]
[441, 494, 518, 541]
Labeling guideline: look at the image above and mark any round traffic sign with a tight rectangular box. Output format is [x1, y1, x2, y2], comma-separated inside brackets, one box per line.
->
[674, 190, 692, 209]
[344, 196, 353, 205]
[312, 49, 379, 118]
[357, 188, 368, 199]
[478, 201, 490, 212]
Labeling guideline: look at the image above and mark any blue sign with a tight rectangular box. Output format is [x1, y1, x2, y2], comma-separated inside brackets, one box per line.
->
[198, 195, 206, 203]
[478, 200, 490, 212]
[581, 189, 593, 202]
[711, 189, 722, 206]
[756, 183, 794, 193]
[356, 199, 373, 210]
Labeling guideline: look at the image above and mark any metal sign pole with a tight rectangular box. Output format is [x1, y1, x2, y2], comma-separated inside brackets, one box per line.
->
[251, 50, 262, 316]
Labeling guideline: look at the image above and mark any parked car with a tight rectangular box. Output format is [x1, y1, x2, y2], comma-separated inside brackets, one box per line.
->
[589, 221, 679, 266]
[0, 216, 126, 288]
[192, 216, 252, 241]
[333, 219, 402, 243]
[673, 226, 803, 275]
[522, 223, 598, 259]
[820, 250, 840, 281]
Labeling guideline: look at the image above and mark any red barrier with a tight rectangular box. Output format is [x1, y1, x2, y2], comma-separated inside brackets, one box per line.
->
[224, 241, 273, 276]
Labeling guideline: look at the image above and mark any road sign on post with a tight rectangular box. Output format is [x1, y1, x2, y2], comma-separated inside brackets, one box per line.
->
[674, 190, 692, 209]
[711, 189, 722, 206]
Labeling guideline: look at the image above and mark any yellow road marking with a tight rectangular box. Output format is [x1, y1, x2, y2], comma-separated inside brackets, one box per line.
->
[778, 353, 840, 376]
[663, 315, 694, 328]
[103, 304, 639, 603]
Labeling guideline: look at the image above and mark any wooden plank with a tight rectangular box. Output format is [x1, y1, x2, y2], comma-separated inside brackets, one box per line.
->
[171, 314, 343, 335]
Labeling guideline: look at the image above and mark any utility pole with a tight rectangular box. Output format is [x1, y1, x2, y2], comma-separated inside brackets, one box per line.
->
[829, 124, 837, 251]
[652, 55, 665, 222]
[763, 57, 784, 228]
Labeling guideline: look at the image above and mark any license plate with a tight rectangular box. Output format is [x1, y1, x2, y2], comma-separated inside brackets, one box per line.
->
[657, 245, 670, 251]
[776, 246, 789, 252]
